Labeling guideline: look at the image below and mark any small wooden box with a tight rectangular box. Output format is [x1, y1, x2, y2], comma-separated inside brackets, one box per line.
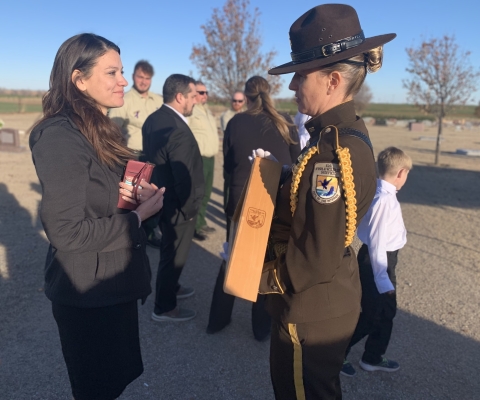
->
[223, 157, 282, 302]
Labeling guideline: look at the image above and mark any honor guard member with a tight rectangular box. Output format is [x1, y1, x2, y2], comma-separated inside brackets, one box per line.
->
[256, 4, 397, 399]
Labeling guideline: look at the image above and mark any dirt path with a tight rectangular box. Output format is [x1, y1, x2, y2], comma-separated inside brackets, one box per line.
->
[1, 113, 479, 399]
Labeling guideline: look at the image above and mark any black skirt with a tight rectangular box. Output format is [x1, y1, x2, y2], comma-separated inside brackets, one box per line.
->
[52, 301, 143, 400]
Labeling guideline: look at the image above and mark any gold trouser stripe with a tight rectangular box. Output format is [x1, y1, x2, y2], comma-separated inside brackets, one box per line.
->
[288, 323, 306, 400]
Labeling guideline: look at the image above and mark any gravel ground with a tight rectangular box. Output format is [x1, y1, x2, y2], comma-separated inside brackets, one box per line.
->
[0, 113, 479, 399]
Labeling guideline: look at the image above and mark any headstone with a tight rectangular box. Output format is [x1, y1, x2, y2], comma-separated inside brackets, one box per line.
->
[410, 122, 424, 132]
[418, 136, 444, 142]
[0, 128, 26, 152]
[456, 149, 480, 157]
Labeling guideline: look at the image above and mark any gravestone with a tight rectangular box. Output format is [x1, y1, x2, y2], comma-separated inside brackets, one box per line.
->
[409, 122, 424, 132]
[0, 128, 26, 152]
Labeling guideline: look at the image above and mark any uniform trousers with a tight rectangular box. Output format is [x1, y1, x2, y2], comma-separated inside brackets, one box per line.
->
[154, 216, 196, 314]
[270, 309, 359, 400]
[206, 216, 271, 340]
[196, 156, 214, 231]
[345, 244, 398, 364]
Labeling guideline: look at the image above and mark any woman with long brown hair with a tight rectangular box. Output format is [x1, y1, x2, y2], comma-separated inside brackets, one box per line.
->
[30, 33, 164, 400]
[206, 75, 300, 341]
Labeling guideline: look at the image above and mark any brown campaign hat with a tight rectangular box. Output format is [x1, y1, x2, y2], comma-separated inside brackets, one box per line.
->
[269, 4, 396, 75]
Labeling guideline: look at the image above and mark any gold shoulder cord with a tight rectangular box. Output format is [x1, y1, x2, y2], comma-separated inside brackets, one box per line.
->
[289, 125, 357, 247]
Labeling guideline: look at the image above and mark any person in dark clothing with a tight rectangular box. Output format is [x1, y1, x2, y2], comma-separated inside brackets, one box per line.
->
[29, 33, 165, 400]
[257, 4, 396, 399]
[207, 76, 300, 341]
[142, 74, 205, 322]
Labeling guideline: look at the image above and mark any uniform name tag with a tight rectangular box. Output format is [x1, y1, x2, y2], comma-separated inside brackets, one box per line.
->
[311, 163, 341, 204]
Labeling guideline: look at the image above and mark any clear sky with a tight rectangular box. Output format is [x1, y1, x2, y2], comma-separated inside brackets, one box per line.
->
[1, 0, 479, 103]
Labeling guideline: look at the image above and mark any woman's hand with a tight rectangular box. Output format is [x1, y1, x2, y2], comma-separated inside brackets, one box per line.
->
[119, 178, 158, 205]
[134, 187, 166, 221]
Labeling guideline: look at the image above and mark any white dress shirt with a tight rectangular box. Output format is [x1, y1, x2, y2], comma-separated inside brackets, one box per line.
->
[164, 104, 189, 125]
[357, 179, 407, 293]
[293, 112, 311, 149]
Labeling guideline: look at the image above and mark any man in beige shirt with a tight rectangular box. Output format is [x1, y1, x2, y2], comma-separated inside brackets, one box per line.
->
[109, 60, 163, 248]
[219, 91, 245, 132]
[109, 60, 163, 150]
[188, 81, 218, 240]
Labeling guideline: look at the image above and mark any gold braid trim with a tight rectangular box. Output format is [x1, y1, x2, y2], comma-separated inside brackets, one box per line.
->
[290, 145, 318, 215]
[289, 125, 357, 247]
[334, 126, 357, 247]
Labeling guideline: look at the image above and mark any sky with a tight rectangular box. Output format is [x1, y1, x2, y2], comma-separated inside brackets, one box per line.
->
[1, 0, 479, 104]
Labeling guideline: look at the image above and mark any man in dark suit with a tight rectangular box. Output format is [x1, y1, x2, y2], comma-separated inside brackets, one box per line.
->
[142, 74, 204, 322]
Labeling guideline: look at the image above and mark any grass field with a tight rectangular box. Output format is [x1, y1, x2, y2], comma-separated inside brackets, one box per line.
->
[275, 100, 479, 121]
[1, 95, 478, 121]
[0, 96, 42, 113]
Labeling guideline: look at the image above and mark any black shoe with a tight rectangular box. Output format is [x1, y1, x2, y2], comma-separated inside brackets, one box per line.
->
[146, 233, 161, 249]
[340, 359, 356, 377]
[206, 320, 231, 334]
[201, 225, 216, 233]
[193, 230, 207, 241]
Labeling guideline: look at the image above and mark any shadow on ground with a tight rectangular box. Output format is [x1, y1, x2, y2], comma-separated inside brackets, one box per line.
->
[398, 164, 480, 209]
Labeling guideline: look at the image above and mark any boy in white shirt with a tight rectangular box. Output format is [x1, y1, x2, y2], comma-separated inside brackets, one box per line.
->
[341, 147, 412, 377]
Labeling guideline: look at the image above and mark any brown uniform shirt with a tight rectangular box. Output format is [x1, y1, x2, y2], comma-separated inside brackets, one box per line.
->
[266, 101, 377, 323]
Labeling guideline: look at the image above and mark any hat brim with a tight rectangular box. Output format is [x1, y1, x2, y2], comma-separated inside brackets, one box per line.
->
[268, 33, 396, 75]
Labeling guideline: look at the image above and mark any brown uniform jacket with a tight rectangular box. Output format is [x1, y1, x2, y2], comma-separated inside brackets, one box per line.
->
[266, 101, 376, 323]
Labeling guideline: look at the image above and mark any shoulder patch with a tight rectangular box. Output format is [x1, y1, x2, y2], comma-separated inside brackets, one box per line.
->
[311, 163, 341, 204]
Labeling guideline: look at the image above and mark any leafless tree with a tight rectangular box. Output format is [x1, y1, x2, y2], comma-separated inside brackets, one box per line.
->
[354, 83, 373, 114]
[403, 35, 480, 165]
[190, 0, 280, 100]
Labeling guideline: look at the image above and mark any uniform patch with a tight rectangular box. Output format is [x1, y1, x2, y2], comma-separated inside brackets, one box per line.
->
[311, 163, 341, 204]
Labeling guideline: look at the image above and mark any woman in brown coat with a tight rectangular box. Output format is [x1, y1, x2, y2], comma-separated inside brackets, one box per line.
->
[253, 4, 396, 399]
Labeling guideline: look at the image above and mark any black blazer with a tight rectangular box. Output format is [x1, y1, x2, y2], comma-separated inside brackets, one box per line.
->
[30, 114, 151, 308]
[142, 105, 204, 223]
[223, 112, 301, 217]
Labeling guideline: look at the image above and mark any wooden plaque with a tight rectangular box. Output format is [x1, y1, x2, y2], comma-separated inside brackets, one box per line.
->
[223, 157, 282, 302]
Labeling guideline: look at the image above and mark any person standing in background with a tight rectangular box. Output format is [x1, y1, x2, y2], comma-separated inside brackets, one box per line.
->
[207, 76, 300, 341]
[220, 91, 245, 133]
[188, 80, 218, 241]
[341, 147, 411, 377]
[109, 60, 164, 248]
[109, 60, 163, 150]
[143, 74, 204, 322]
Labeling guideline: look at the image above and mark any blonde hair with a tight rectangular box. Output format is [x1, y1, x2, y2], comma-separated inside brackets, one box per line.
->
[377, 147, 412, 177]
[320, 46, 383, 99]
[244, 76, 296, 144]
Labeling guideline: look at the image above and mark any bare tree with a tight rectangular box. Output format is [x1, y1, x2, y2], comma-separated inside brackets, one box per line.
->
[190, 0, 280, 100]
[354, 83, 373, 114]
[403, 35, 480, 165]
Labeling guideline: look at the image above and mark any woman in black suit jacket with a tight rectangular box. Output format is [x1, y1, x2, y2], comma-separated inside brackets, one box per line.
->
[207, 76, 300, 341]
[30, 34, 165, 400]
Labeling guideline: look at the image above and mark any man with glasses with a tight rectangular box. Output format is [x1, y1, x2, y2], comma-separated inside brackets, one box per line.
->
[220, 91, 245, 133]
[109, 60, 163, 248]
[188, 80, 219, 241]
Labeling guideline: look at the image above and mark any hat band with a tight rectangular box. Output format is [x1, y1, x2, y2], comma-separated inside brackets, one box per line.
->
[290, 31, 365, 64]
